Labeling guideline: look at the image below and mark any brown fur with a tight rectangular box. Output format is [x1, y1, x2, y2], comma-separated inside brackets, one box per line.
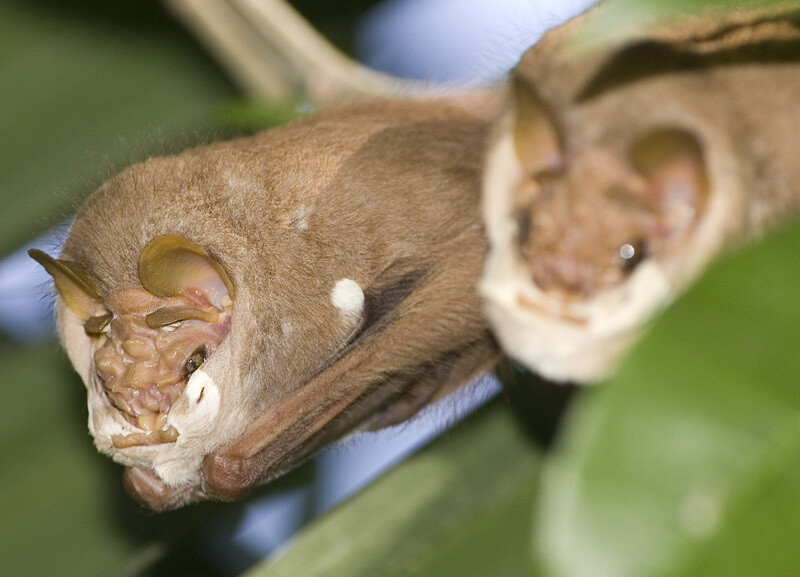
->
[50, 97, 500, 509]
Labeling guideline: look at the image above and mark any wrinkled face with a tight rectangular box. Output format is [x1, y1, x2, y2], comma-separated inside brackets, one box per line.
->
[480, 77, 710, 382]
[91, 287, 232, 448]
[31, 235, 234, 450]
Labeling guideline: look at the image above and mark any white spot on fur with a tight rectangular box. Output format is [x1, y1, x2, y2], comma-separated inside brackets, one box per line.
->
[291, 206, 312, 230]
[331, 278, 364, 318]
[280, 318, 295, 337]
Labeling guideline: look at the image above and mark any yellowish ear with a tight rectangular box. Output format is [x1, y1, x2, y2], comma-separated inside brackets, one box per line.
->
[28, 248, 106, 321]
[138, 235, 234, 308]
[512, 77, 563, 175]
[630, 129, 709, 237]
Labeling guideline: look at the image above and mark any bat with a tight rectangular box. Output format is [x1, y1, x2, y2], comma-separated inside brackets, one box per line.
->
[481, 4, 800, 383]
[30, 97, 501, 510]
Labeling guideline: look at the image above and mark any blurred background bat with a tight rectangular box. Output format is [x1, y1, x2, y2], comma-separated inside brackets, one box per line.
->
[481, 3, 800, 382]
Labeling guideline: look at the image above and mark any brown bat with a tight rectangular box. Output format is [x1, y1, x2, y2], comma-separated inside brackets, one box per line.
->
[481, 4, 800, 382]
[31, 97, 500, 511]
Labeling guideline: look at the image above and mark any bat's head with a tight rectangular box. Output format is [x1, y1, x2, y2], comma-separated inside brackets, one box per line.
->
[30, 235, 234, 492]
[511, 91, 708, 301]
[482, 76, 716, 382]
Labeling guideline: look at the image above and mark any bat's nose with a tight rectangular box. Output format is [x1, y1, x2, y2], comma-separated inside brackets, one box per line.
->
[531, 254, 604, 299]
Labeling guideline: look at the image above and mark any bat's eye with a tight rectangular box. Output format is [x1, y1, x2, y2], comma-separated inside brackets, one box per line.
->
[183, 347, 207, 378]
[618, 239, 648, 273]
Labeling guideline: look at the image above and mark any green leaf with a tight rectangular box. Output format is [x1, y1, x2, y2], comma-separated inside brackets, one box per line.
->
[245, 402, 540, 577]
[0, 343, 138, 576]
[534, 221, 800, 577]
[212, 99, 307, 134]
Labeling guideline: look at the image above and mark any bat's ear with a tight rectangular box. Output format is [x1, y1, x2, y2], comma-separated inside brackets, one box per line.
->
[511, 77, 563, 175]
[28, 248, 107, 321]
[137, 235, 234, 308]
[630, 129, 709, 241]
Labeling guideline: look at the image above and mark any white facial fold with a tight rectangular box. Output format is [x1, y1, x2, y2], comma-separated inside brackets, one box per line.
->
[167, 369, 221, 438]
